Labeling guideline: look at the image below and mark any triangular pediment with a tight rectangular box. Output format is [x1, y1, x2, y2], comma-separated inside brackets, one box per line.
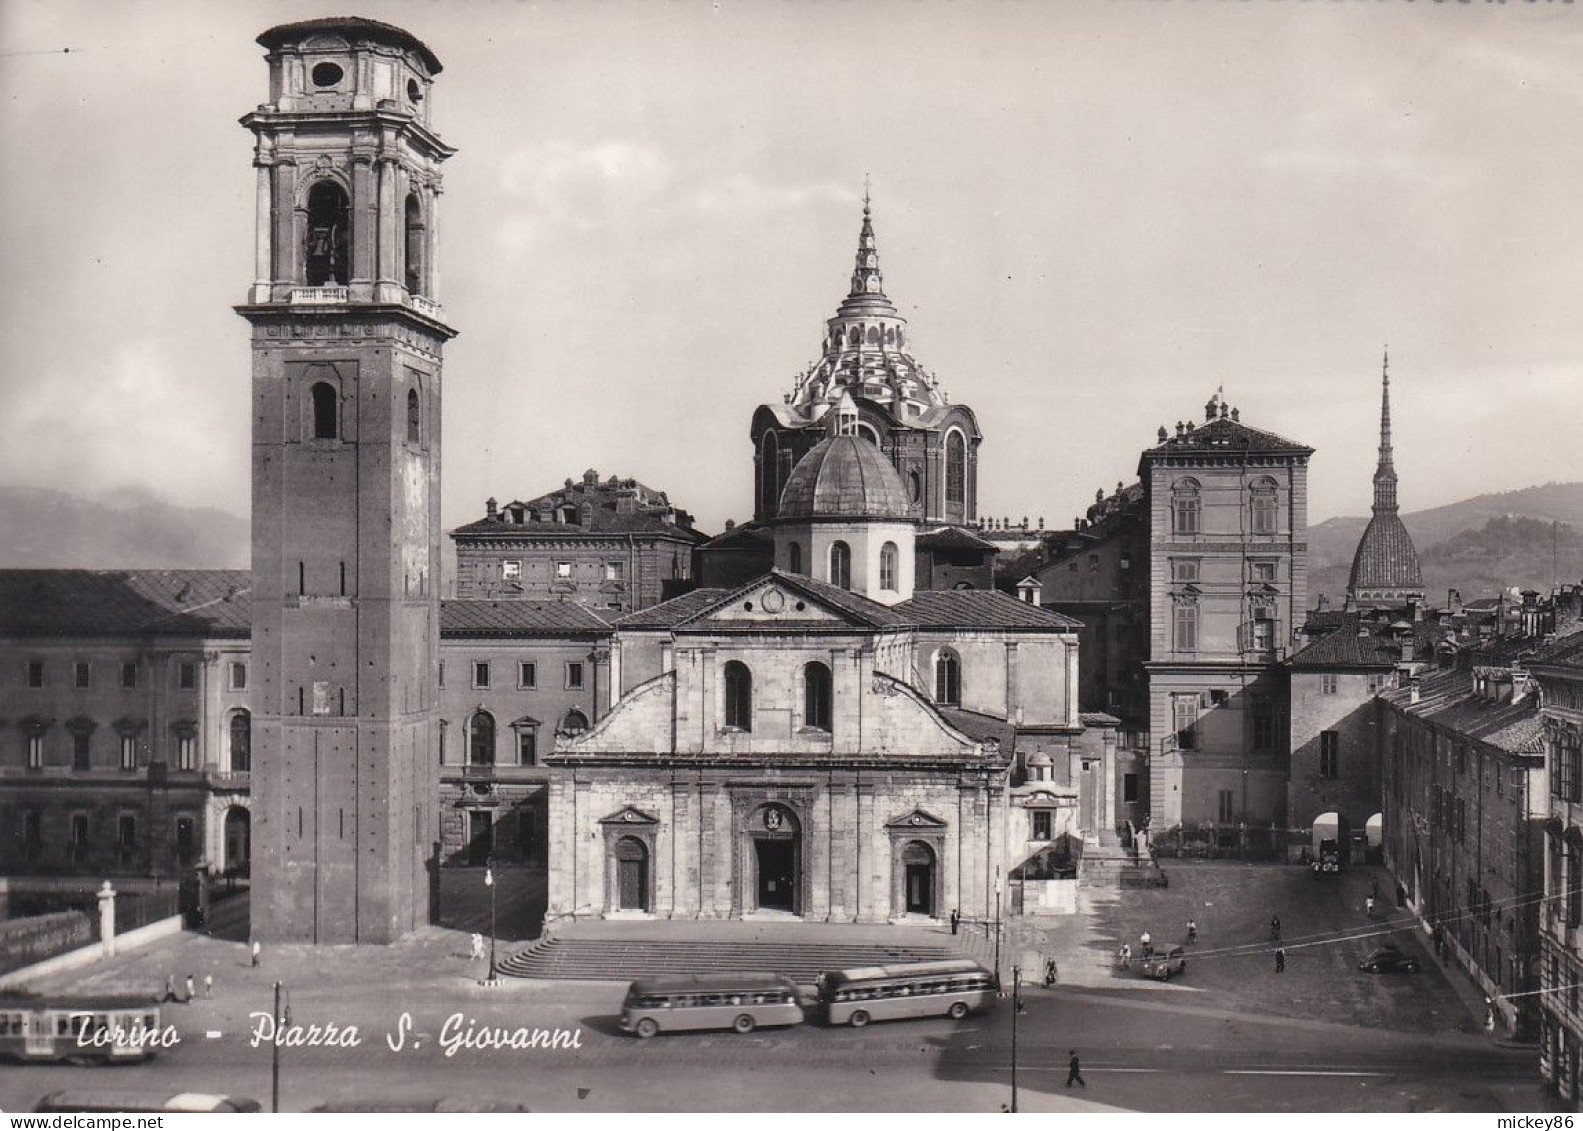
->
[885, 808, 948, 831]
[598, 805, 659, 827]
[682, 574, 882, 628]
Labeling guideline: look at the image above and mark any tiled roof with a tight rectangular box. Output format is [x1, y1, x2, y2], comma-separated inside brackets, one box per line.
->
[700, 524, 773, 550]
[452, 512, 705, 541]
[1287, 614, 1429, 668]
[440, 600, 612, 637]
[1381, 669, 1545, 755]
[936, 706, 1018, 751]
[1531, 629, 1583, 672]
[612, 588, 733, 629]
[895, 590, 1081, 630]
[778, 435, 914, 521]
[1141, 415, 1313, 459]
[917, 526, 999, 552]
[1347, 511, 1424, 592]
[0, 570, 252, 638]
[1079, 710, 1122, 727]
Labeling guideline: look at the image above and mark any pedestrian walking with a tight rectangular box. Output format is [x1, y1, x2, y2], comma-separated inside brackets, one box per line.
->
[163, 974, 178, 1003]
[1044, 958, 1058, 988]
[1365, 895, 1376, 919]
[1275, 947, 1287, 973]
[250, 940, 261, 968]
[1139, 929, 1152, 957]
[470, 932, 485, 961]
[1065, 1049, 1086, 1088]
[203, 973, 213, 998]
[1485, 997, 1497, 1033]
[950, 908, 960, 936]
[1269, 915, 1281, 942]
[1118, 943, 1131, 970]
[184, 975, 195, 1002]
[1186, 918, 1198, 945]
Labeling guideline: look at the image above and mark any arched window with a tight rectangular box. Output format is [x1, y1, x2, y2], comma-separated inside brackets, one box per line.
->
[311, 382, 338, 440]
[856, 422, 881, 446]
[908, 469, 922, 503]
[469, 711, 496, 766]
[404, 193, 425, 295]
[1172, 478, 1201, 534]
[1249, 477, 1279, 535]
[804, 662, 832, 731]
[760, 432, 780, 516]
[304, 180, 350, 286]
[787, 541, 803, 574]
[879, 541, 899, 591]
[934, 650, 961, 706]
[945, 430, 966, 506]
[229, 711, 251, 774]
[561, 709, 590, 736]
[407, 387, 421, 444]
[829, 541, 852, 590]
[724, 660, 753, 730]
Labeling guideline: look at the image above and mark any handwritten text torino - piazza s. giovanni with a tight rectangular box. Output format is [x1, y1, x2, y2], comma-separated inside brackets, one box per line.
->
[248, 1011, 583, 1058]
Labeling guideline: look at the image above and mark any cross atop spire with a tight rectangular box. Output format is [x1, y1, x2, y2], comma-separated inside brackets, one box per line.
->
[1372, 345, 1398, 514]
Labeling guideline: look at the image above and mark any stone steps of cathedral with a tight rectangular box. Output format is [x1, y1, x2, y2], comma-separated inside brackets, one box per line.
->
[498, 937, 961, 982]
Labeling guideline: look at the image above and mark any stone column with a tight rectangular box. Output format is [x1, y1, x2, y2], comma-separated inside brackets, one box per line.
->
[806, 782, 830, 921]
[1004, 641, 1019, 722]
[573, 778, 593, 917]
[669, 781, 693, 919]
[350, 154, 377, 292]
[1065, 638, 1080, 726]
[856, 783, 878, 922]
[272, 158, 297, 298]
[97, 881, 117, 958]
[427, 185, 441, 299]
[827, 777, 856, 921]
[252, 144, 274, 303]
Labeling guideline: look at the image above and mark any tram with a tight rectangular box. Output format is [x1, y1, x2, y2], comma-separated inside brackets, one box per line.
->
[0, 994, 167, 1063]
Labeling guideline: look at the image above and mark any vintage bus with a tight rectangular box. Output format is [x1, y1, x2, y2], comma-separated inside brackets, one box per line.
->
[820, 959, 998, 1027]
[0, 995, 166, 1064]
[620, 973, 804, 1038]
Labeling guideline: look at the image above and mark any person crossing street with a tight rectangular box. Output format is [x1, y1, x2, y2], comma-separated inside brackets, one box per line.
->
[1065, 1049, 1086, 1088]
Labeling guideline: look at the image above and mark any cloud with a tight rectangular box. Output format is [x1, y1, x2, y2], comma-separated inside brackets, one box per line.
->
[691, 174, 856, 217]
[494, 139, 674, 253]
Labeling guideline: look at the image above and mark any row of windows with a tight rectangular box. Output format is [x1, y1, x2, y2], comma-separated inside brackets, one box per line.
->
[14, 811, 201, 865]
[1169, 605, 1276, 654]
[1168, 559, 1280, 583]
[783, 541, 900, 593]
[759, 428, 966, 515]
[501, 560, 625, 582]
[17, 659, 231, 691]
[1169, 477, 1283, 535]
[444, 660, 585, 691]
[17, 713, 250, 773]
[719, 653, 964, 734]
[306, 382, 424, 444]
[445, 708, 590, 767]
[1171, 693, 1277, 752]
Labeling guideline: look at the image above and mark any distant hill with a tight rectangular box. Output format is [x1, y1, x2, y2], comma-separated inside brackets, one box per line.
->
[1308, 482, 1583, 607]
[0, 486, 249, 570]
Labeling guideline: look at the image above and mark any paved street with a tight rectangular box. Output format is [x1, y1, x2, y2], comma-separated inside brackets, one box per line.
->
[0, 861, 1564, 1113]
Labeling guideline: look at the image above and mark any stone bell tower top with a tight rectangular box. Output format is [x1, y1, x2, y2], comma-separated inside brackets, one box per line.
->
[241, 18, 456, 316]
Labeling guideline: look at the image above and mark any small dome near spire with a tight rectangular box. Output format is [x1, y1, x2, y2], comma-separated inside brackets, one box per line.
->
[778, 434, 913, 521]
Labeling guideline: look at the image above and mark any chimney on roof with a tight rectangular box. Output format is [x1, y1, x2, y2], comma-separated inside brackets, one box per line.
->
[1231, 407, 1240, 422]
[1220, 401, 1230, 420]
[486, 497, 498, 520]
[1316, 593, 1329, 611]
[1205, 394, 1218, 421]
[1409, 676, 1421, 705]
[1158, 426, 1168, 443]
[1176, 421, 1185, 436]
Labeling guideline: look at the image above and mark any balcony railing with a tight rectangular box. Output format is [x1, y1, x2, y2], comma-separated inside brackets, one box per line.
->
[290, 286, 349, 305]
[409, 294, 444, 320]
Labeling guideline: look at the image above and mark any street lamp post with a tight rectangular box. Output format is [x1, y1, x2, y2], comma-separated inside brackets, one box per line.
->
[1010, 964, 1022, 1113]
[270, 980, 287, 1113]
[485, 858, 498, 984]
[993, 882, 1003, 988]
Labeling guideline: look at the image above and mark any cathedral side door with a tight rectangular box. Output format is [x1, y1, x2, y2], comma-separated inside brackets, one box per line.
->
[903, 841, 936, 916]
[614, 836, 649, 912]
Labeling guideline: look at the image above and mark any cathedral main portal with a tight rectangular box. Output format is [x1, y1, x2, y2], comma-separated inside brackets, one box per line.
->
[746, 803, 802, 916]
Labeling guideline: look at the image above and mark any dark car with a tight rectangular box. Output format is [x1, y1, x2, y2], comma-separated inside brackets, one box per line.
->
[1358, 945, 1420, 974]
[1139, 945, 1187, 980]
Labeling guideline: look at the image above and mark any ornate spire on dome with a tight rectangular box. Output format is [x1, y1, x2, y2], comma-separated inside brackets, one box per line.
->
[1372, 347, 1398, 515]
[849, 178, 886, 299]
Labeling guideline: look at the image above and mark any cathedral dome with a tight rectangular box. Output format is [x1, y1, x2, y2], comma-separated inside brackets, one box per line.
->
[778, 435, 913, 521]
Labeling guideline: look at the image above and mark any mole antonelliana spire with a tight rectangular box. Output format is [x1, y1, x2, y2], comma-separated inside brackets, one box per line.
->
[1346, 348, 1424, 610]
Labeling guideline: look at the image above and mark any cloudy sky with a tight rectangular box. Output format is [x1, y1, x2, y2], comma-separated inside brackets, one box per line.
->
[1, 0, 1578, 539]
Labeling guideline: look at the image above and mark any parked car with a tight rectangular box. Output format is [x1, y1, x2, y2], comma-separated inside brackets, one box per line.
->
[1358, 945, 1420, 974]
[1139, 945, 1187, 980]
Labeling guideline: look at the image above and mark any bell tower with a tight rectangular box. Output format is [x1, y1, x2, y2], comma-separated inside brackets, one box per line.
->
[237, 18, 456, 943]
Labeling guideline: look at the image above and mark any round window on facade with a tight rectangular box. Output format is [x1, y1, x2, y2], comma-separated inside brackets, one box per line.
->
[311, 61, 345, 88]
[407, 78, 423, 102]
